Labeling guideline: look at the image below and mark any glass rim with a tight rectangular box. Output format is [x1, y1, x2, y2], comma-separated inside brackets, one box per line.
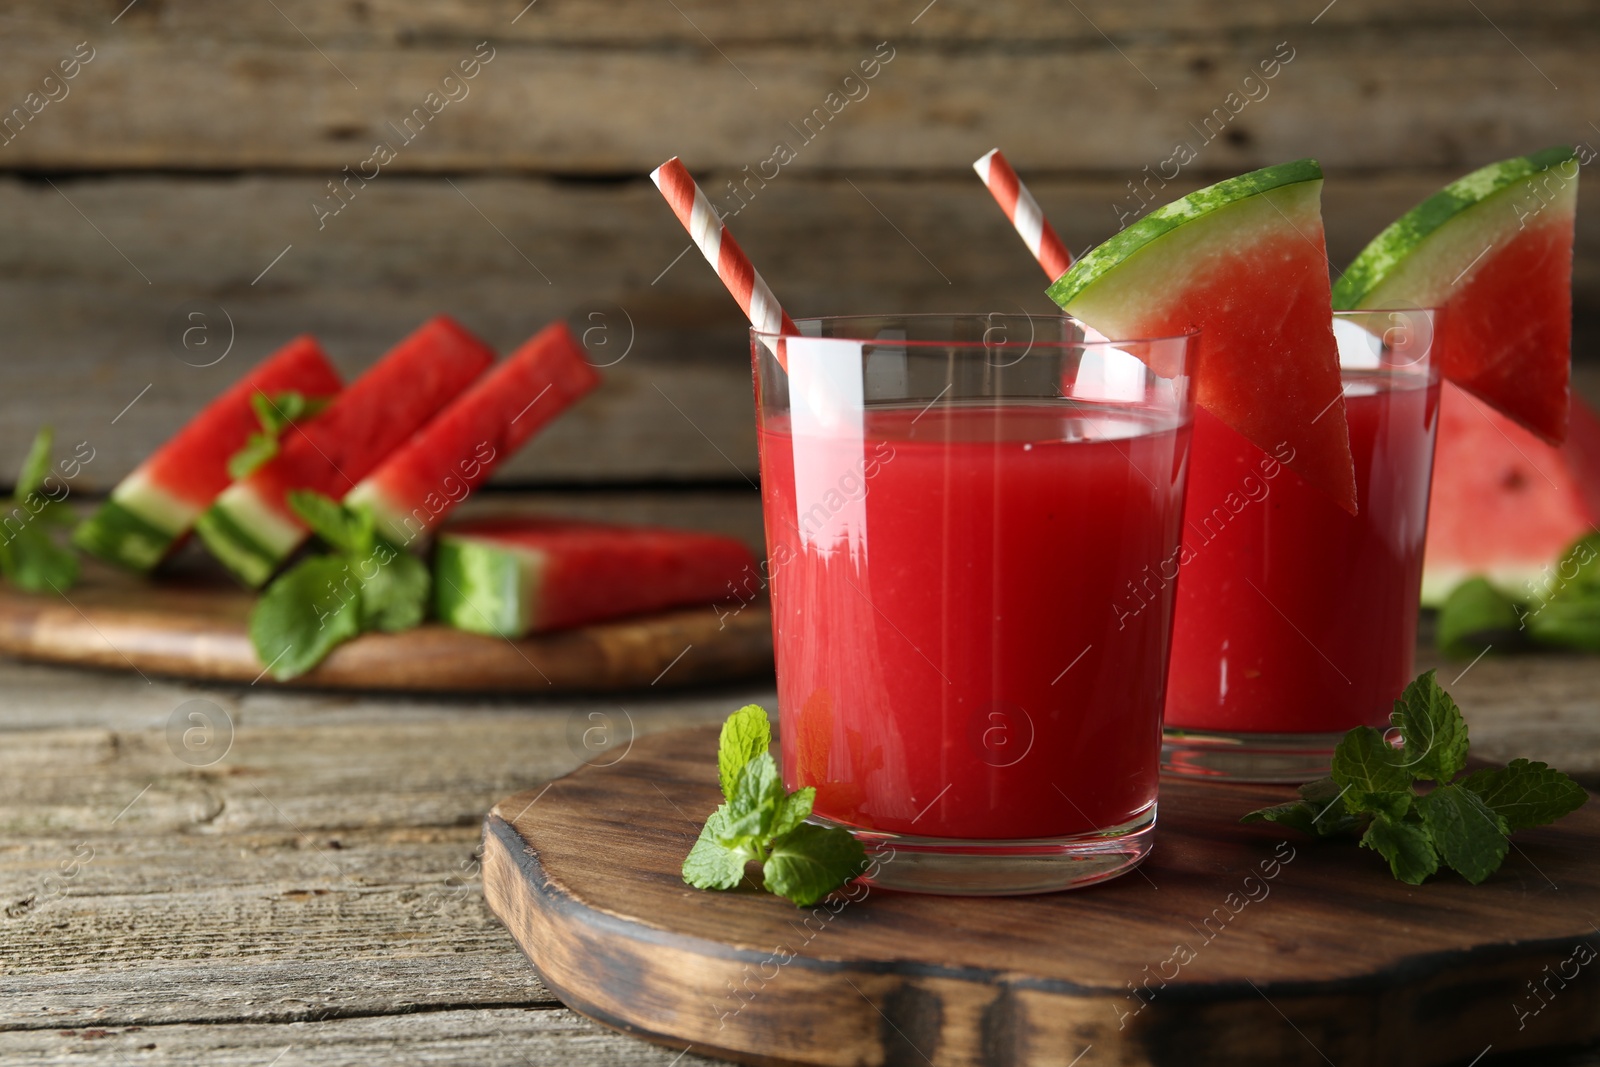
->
[751, 312, 1201, 348]
[1331, 306, 1440, 317]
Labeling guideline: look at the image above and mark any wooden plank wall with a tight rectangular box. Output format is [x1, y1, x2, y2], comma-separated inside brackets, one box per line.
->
[1, 0, 1596, 490]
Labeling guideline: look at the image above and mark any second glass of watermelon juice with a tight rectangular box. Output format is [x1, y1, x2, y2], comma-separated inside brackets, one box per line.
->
[752, 315, 1196, 894]
[1161, 309, 1440, 781]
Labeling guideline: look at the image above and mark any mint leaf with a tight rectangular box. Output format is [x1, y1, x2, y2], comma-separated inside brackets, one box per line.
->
[722, 753, 784, 844]
[1331, 726, 1412, 801]
[16, 428, 53, 499]
[1295, 776, 1364, 834]
[1241, 800, 1321, 837]
[682, 806, 750, 890]
[718, 705, 771, 801]
[354, 540, 430, 632]
[227, 433, 279, 479]
[249, 556, 361, 679]
[1242, 777, 1371, 837]
[763, 823, 867, 907]
[1416, 784, 1509, 885]
[685, 705, 869, 907]
[1360, 814, 1439, 885]
[1389, 671, 1469, 781]
[771, 786, 814, 841]
[1525, 598, 1600, 652]
[1353, 791, 1413, 821]
[1460, 759, 1589, 832]
[230, 392, 327, 479]
[1437, 578, 1522, 658]
[287, 490, 369, 555]
[2, 523, 79, 592]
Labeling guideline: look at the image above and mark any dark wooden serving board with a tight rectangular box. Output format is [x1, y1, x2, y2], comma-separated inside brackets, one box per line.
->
[0, 563, 771, 692]
[483, 726, 1600, 1067]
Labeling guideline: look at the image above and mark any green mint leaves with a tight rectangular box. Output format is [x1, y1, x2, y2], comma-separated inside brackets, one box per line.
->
[0, 428, 81, 593]
[1438, 533, 1600, 656]
[1243, 671, 1587, 885]
[248, 490, 429, 679]
[682, 704, 867, 907]
[227, 391, 330, 479]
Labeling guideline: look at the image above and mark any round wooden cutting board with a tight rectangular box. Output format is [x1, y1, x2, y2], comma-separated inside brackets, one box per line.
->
[483, 726, 1600, 1067]
[0, 563, 771, 692]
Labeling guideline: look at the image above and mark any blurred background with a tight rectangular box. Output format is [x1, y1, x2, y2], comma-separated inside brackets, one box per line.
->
[3, 0, 1595, 497]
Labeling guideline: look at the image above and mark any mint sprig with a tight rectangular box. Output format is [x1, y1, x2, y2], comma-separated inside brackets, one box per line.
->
[227, 391, 330, 479]
[0, 428, 81, 593]
[1438, 533, 1600, 656]
[248, 490, 429, 679]
[682, 705, 867, 907]
[1243, 671, 1587, 885]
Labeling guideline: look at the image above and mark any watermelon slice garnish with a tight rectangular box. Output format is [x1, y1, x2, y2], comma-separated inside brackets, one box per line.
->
[433, 516, 757, 638]
[1332, 146, 1578, 444]
[345, 321, 601, 547]
[1047, 160, 1356, 513]
[74, 336, 343, 572]
[1422, 381, 1600, 606]
[195, 316, 495, 587]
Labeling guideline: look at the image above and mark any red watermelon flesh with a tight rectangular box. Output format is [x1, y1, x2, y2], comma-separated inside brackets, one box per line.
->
[73, 336, 343, 572]
[1432, 218, 1573, 444]
[433, 516, 758, 637]
[1047, 162, 1357, 514]
[141, 337, 343, 511]
[1333, 147, 1578, 446]
[1422, 381, 1600, 606]
[195, 315, 496, 586]
[346, 321, 601, 547]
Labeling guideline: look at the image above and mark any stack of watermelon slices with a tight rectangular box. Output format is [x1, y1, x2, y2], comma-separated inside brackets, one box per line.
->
[75, 336, 343, 573]
[77, 314, 759, 672]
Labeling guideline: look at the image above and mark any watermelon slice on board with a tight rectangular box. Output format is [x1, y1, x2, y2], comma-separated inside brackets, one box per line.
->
[1332, 146, 1579, 444]
[1047, 159, 1357, 513]
[1422, 381, 1600, 606]
[195, 316, 495, 587]
[345, 321, 601, 547]
[433, 516, 757, 638]
[73, 336, 343, 573]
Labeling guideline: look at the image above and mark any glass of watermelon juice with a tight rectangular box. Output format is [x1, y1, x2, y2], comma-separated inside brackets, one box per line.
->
[752, 315, 1196, 894]
[1161, 308, 1440, 781]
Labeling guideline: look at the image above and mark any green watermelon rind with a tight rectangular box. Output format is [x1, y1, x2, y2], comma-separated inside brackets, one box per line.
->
[432, 533, 540, 638]
[1047, 158, 1325, 310]
[194, 493, 301, 589]
[72, 499, 178, 573]
[344, 483, 425, 549]
[1331, 146, 1579, 310]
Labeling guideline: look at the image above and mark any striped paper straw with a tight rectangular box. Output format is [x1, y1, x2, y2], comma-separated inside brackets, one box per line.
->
[972, 148, 1073, 282]
[651, 157, 796, 368]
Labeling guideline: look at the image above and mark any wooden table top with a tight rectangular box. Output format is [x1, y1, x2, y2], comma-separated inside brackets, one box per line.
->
[4, 634, 1600, 1065]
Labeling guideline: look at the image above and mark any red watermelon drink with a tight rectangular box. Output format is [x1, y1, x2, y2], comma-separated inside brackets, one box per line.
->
[753, 315, 1196, 894]
[1161, 310, 1440, 778]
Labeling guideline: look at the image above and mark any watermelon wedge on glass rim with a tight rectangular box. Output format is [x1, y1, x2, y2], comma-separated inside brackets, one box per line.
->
[344, 321, 601, 548]
[432, 516, 757, 639]
[1047, 158, 1356, 513]
[1332, 146, 1578, 444]
[195, 316, 495, 587]
[73, 336, 343, 573]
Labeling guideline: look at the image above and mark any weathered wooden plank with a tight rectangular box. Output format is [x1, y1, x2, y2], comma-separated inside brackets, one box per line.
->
[0, 30, 1591, 171]
[8, 0, 1593, 47]
[0, 1008, 723, 1066]
[2, 172, 1597, 490]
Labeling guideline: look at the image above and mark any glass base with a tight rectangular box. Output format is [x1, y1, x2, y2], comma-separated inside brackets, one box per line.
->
[1161, 728, 1346, 782]
[819, 807, 1155, 896]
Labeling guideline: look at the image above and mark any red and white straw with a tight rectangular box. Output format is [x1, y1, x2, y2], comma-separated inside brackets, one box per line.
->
[651, 157, 796, 366]
[972, 148, 1073, 282]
